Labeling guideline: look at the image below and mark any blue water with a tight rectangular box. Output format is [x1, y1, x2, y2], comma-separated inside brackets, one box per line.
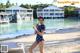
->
[0, 19, 80, 39]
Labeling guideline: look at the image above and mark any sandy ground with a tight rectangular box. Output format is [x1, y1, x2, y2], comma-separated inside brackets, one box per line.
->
[1, 31, 80, 42]
[1, 31, 80, 53]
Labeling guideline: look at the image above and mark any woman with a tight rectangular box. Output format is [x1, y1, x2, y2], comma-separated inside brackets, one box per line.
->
[29, 16, 45, 53]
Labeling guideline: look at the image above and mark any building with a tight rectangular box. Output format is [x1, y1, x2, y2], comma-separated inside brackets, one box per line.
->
[0, 6, 33, 23]
[37, 6, 64, 19]
[0, 12, 10, 24]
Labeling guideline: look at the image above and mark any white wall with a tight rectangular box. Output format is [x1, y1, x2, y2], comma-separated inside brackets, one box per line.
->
[37, 7, 64, 18]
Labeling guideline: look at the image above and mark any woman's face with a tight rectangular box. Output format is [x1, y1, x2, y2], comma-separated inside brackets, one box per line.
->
[38, 19, 44, 24]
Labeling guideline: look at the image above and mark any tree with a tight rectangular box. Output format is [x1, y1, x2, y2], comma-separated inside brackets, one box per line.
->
[64, 6, 76, 17]
[6, 0, 11, 8]
[0, 3, 4, 9]
[0, 3, 6, 11]
[20, 4, 32, 9]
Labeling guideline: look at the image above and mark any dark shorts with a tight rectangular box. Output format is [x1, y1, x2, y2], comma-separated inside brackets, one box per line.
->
[36, 35, 44, 43]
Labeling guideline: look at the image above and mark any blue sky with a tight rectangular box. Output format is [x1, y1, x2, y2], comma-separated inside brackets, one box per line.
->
[0, 0, 54, 5]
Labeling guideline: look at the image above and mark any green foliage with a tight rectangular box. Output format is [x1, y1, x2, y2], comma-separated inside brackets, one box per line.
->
[6, 0, 15, 8]
[0, 3, 6, 9]
[6, 0, 11, 8]
[64, 6, 77, 17]
[0, 0, 15, 10]
[20, 4, 31, 9]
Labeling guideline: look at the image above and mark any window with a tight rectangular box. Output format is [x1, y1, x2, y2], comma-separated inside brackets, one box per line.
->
[60, 13, 63, 15]
[38, 13, 43, 16]
[6, 10, 12, 13]
[55, 13, 59, 15]
[20, 10, 26, 12]
[27, 10, 32, 12]
[13, 10, 19, 13]
[55, 9, 59, 11]
[50, 9, 54, 11]
[44, 9, 48, 11]
[37, 10, 42, 11]
[27, 14, 32, 16]
[50, 13, 54, 15]
[44, 13, 48, 15]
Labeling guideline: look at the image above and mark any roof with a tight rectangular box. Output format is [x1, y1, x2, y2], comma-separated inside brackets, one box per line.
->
[43, 6, 63, 10]
[6, 6, 27, 10]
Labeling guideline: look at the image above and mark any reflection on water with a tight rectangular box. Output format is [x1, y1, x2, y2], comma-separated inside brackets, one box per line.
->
[0, 19, 80, 35]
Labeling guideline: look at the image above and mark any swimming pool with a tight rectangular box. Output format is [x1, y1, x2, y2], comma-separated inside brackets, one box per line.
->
[0, 19, 80, 39]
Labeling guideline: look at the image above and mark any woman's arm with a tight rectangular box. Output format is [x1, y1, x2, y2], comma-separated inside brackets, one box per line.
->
[33, 25, 45, 35]
[36, 30, 45, 35]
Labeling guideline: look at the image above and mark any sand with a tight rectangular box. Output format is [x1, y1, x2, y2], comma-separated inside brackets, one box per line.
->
[1, 31, 80, 42]
[0, 31, 80, 53]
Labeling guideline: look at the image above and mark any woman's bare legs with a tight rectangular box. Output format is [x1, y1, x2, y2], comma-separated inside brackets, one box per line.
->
[39, 41, 44, 53]
[29, 41, 44, 53]
[29, 41, 38, 53]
